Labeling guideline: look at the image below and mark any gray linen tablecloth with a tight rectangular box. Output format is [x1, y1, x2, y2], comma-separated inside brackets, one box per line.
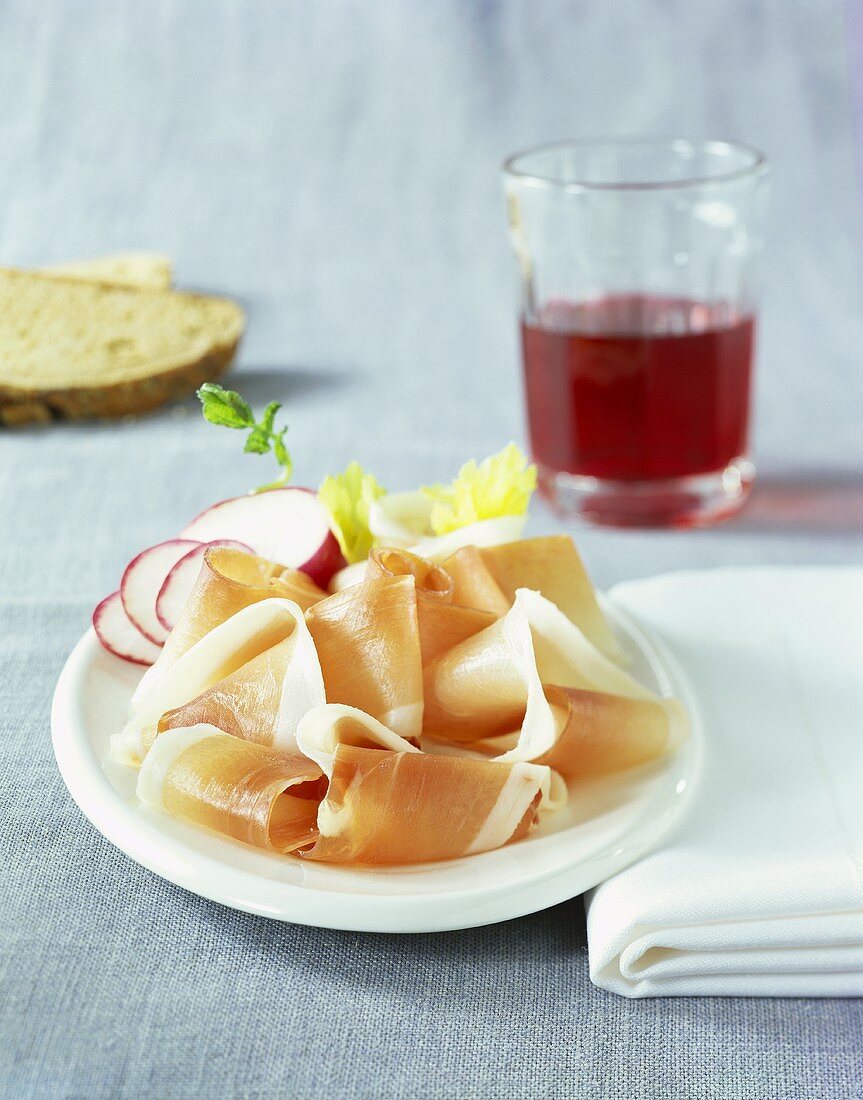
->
[2, 2, 861, 1096]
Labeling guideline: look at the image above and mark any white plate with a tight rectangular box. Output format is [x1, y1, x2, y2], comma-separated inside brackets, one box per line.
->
[51, 600, 704, 932]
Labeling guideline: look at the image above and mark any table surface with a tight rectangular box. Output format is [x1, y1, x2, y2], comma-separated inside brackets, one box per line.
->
[1, 2, 861, 1097]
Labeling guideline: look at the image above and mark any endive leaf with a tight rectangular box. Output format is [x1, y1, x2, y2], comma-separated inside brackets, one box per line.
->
[318, 462, 387, 563]
[422, 444, 537, 536]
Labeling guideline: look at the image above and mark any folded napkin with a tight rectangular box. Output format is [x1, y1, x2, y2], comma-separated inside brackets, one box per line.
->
[587, 567, 863, 997]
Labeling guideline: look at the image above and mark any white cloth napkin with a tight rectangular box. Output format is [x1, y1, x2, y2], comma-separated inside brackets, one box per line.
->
[587, 567, 863, 997]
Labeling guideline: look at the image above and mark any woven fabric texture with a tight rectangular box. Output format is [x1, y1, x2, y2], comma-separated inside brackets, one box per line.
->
[1, 1, 861, 1095]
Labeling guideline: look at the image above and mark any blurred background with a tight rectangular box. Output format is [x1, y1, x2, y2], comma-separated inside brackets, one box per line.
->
[1, 0, 860, 592]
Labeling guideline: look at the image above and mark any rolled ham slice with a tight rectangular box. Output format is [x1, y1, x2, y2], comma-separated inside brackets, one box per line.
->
[157, 606, 325, 752]
[366, 547, 454, 602]
[133, 547, 326, 707]
[137, 724, 326, 852]
[305, 575, 423, 742]
[112, 598, 311, 766]
[415, 601, 496, 667]
[331, 543, 454, 597]
[296, 704, 552, 864]
[422, 613, 533, 742]
[444, 536, 625, 663]
[530, 685, 688, 778]
[519, 588, 653, 700]
[423, 589, 687, 778]
[364, 547, 494, 665]
[328, 513, 529, 593]
[137, 709, 553, 864]
[442, 545, 512, 617]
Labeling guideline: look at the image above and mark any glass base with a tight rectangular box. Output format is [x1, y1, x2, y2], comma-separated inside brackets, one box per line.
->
[537, 457, 755, 529]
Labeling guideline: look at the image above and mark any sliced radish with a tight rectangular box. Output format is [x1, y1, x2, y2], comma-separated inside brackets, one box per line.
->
[155, 539, 253, 632]
[93, 591, 163, 666]
[299, 526, 346, 588]
[180, 487, 345, 588]
[120, 538, 201, 644]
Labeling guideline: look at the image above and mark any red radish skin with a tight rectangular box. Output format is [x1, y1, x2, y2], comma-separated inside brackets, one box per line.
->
[155, 540, 253, 632]
[93, 591, 163, 666]
[180, 487, 346, 588]
[289, 486, 347, 586]
[120, 539, 202, 645]
[299, 528, 346, 587]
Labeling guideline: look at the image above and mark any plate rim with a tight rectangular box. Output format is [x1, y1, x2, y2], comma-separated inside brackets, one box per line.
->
[51, 599, 705, 933]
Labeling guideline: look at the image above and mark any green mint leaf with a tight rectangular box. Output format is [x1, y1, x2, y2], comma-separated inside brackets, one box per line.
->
[244, 428, 271, 455]
[198, 380, 294, 493]
[259, 401, 281, 436]
[197, 383, 255, 429]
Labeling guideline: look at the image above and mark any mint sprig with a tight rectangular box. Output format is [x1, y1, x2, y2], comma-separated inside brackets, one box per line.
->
[197, 383, 293, 493]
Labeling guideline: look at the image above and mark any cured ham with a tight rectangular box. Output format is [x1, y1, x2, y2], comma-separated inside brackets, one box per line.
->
[137, 724, 326, 852]
[305, 575, 423, 742]
[137, 708, 554, 864]
[423, 589, 686, 777]
[133, 547, 326, 706]
[295, 705, 553, 863]
[422, 614, 532, 742]
[365, 547, 454, 602]
[364, 547, 493, 664]
[444, 536, 624, 662]
[111, 519, 690, 868]
[530, 686, 686, 778]
[157, 606, 325, 751]
[517, 588, 653, 699]
[329, 513, 529, 593]
[414, 600, 496, 666]
[442, 546, 513, 617]
[112, 598, 312, 765]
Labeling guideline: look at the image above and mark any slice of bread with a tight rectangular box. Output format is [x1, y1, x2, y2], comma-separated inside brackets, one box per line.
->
[0, 267, 244, 424]
[42, 252, 173, 291]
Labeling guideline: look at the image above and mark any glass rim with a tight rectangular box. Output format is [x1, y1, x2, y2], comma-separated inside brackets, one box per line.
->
[502, 137, 770, 192]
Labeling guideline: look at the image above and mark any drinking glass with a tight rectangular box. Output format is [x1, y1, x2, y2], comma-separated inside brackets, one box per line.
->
[503, 138, 770, 527]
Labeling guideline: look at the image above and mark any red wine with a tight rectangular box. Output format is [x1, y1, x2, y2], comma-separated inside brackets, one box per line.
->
[521, 296, 755, 482]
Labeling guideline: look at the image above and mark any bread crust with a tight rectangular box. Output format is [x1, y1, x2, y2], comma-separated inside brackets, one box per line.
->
[0, 263, 243, 425]
[0, 337, 239, 425]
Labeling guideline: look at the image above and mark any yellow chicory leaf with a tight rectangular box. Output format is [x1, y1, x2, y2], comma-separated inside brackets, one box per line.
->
[318, 462, 387, 564]
[421, 443, 537, 536]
